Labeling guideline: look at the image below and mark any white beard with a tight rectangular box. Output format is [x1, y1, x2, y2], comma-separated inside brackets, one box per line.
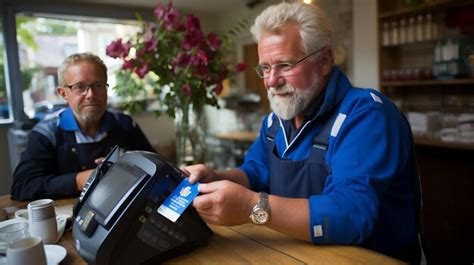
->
[267, 80, 319, 120]
[77, 108, 106, 123]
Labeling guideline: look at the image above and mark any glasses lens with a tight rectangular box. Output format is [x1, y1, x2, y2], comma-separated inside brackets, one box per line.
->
[71, 84, 87, 95]
[69, 83, 108, 95]
[276, 63, 293, 76]
[92, 83, 108, 91]
[255, 65, 269, 78]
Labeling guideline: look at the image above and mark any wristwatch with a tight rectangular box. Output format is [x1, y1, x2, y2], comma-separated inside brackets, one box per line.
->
[250, 192, 271, 225]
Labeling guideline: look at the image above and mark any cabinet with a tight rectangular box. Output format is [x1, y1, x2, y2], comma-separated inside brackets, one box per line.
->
[378, 1, 474, 264]
[379, 0, 474, 147]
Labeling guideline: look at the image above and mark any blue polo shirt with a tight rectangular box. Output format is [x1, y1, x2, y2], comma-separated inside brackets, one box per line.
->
[240, 67, 420, 262]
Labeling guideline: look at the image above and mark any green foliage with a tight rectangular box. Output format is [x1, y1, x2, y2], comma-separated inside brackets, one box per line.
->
[113, 70, 151, 115]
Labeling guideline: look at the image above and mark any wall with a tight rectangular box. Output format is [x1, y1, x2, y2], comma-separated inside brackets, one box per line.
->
[352, 0, 378, 89]
[132, 112, 175, 159]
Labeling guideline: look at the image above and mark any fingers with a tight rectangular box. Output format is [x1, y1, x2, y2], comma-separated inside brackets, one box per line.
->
[193, 194, 213, 210]
[183, 164, 210, 184]
[94, 157, 105, 164]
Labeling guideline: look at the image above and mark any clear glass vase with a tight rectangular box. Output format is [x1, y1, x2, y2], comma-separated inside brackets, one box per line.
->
[174, 105, 207, 166]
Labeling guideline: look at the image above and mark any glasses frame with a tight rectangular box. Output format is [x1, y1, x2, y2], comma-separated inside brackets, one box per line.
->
[64, 82, 109, 96]
[254, 47, 324, 79]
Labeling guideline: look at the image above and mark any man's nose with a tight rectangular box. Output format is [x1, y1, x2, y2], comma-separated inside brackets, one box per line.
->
[265, 69, 285, 88]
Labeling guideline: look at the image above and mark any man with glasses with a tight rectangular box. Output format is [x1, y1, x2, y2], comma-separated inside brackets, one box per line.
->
[184, 3, 421, 264]
[11, 52, 155, 201]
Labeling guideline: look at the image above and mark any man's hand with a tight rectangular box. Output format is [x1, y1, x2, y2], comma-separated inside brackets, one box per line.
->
[94, 157, 105, 164]
[192, 180, 258, 226]
[182, 164, 218, 184]
[75, 157, 105, 191]
[75, 169, 95, 191]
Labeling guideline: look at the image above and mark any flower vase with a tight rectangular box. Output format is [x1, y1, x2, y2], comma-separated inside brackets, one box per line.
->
[174, 106, 207, 166]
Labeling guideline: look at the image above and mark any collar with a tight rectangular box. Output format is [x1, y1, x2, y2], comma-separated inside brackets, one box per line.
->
[279, 66, 352, 143]
[316, 66, 351, 119]
[59, 107, 116, 133]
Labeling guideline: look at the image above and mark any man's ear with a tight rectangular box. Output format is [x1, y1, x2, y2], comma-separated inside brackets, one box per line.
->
[56, 86, 67, 99]
[319, 47, 334, 76]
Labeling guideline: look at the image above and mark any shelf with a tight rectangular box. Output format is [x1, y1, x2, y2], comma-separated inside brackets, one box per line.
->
[380, 39, 437, 48]
[381, 78, 474, 87]
[414, 135, 474, 150]
[379, 0, 474, 19]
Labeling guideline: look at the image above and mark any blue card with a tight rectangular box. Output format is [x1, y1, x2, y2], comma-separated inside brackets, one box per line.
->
[157, 178, 199, 222]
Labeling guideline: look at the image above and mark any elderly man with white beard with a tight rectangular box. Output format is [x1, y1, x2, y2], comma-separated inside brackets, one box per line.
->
[184, 2, 421, 264]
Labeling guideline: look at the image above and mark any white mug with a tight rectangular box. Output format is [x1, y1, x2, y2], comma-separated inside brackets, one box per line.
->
[27, 199, 58, 244]
[6, 236, 47, 265]
[14, 209, 28, 220]
[0, 222, 29, 245]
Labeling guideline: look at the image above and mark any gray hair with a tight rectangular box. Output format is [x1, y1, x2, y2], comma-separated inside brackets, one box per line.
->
[250, 2, 334, 56]
[57, 52, 107, 86]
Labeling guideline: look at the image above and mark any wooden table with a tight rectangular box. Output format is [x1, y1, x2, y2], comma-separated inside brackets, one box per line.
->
[0, 195, 406, 264]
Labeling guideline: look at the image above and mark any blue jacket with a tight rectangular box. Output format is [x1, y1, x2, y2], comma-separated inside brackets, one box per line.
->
[11, 108, 155, 201]
[240, 67, 420, 262]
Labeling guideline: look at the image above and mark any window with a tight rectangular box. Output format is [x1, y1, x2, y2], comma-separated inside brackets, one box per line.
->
[16, 15, 140, 119]
[0, 0, 152, 124]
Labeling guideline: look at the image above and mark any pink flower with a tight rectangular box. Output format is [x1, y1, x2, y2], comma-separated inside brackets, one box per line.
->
[174, 53, 191, 67]
[186, 14, 201, 31]
[181, 83, 192, 96]
[176, 23, 186, 32]
[236, 63, 247, 72]
[106, 38, 131, 58]
[144, 38, 158, 52]
[195, 65, 209, 77]
[135, 63, 149, 78]
[122, 59, 135, 70]
[164, 7, 180, 30]
[154, 3, 166, 19]
[183, 28, 203, 50]
[189, 49, 207, 67]
[207, 32, 221, 51]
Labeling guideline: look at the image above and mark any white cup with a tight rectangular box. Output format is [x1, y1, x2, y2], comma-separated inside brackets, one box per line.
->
[14, 209, 28, 220]
[27, 199, 58, 244]
[0, 222, 29, 244]
[6, 236, 47, 265]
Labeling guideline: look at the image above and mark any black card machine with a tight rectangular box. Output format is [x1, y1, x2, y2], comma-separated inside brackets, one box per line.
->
[72, 146, 213, 264]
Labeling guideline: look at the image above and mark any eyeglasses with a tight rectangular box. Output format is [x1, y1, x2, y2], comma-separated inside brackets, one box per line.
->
[254, 48, 324, 79]
[65, 82, 109, 96]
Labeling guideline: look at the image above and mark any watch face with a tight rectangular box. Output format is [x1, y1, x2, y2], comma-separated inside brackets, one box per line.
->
[254, 208, 269, 224]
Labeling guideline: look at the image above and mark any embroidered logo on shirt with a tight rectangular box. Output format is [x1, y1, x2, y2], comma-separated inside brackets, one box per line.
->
[330, 113, 347, 137]
[370, 92, 383, 104]
[313, 225, 323, 237]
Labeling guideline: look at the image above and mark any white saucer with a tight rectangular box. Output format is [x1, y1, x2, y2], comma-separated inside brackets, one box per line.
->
[0, 215, 68, 254]
[0, 218, 28, 229]
[0, 245, 66, 265]
[45, 244, 67, 265]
